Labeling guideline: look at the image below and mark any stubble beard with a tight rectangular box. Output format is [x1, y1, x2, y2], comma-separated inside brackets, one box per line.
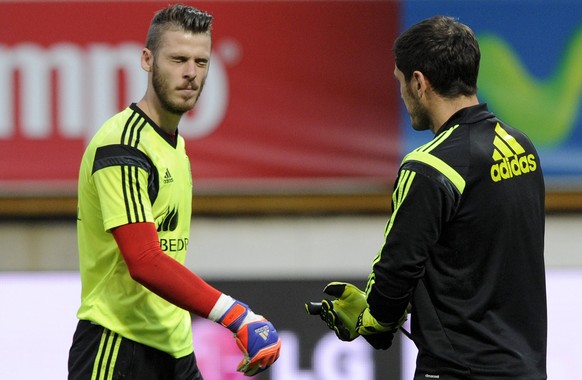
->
[411, 103, 431, 132]
[152, 62, 205, 116]
[407, 86, 431, 132]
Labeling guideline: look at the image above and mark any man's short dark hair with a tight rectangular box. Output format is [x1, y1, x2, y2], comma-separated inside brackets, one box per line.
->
[145, 4, 213, 54]
[393, 16, 480, 98]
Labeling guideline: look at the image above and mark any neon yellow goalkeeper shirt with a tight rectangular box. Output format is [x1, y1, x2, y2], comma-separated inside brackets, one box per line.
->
[76, 103, 193, 358]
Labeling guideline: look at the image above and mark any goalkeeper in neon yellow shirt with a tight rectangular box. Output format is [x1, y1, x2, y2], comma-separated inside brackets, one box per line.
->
[68, 5, 281, 379]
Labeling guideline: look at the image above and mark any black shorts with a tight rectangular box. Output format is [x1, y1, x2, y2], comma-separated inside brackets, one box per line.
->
[68, 320, 203, 380]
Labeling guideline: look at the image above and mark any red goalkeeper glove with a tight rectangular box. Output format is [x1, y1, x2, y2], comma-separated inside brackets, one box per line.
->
[212, 295, 281, 376]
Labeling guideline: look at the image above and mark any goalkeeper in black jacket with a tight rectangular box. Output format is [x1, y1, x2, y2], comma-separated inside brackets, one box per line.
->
[308, 16, 547, 380]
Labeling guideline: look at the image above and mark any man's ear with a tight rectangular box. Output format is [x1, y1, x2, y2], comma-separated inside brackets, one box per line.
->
[411, 70, 429, 97]
[141, 48, 153, 72]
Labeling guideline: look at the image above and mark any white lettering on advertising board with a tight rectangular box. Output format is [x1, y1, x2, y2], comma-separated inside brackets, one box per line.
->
[0, 39, 238, 140]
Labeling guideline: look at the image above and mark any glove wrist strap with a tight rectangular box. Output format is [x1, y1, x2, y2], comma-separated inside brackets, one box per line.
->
[209, 294, 258, 333]
[208, 294, 234, 321]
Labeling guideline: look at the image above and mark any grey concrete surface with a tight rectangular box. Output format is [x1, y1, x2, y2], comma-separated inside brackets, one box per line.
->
[0, 215, 580, 277]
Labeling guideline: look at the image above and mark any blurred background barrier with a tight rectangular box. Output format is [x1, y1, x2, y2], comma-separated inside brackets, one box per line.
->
[1, 269, 580, 379]
[1, 191, 582, 219]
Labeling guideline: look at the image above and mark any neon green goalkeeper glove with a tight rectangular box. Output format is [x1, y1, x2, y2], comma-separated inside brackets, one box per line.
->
[305, 282, 367, 341]
[356, 307, 408, 350]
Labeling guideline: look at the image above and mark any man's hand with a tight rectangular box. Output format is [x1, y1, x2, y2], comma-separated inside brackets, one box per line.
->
[356, 307, 408, 350]
[305, 282, 367, 341]
[217, 300, 281, 376]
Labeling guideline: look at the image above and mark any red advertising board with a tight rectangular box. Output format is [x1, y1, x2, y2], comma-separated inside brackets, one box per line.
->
[0, 1, 401, 195]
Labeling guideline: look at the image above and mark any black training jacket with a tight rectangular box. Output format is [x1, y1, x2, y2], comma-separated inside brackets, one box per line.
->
[366, 104, 547, 379]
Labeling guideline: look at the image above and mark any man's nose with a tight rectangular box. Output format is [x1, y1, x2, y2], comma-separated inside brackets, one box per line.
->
[184, 60, 197, 79]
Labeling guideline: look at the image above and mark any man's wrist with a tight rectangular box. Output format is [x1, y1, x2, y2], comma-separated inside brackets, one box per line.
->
[208, 294, 235, 322]
[209, 294, 259, 332]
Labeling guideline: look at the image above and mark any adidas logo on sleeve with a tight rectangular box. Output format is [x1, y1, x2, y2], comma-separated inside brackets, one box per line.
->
[490, 123, 538, 182]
